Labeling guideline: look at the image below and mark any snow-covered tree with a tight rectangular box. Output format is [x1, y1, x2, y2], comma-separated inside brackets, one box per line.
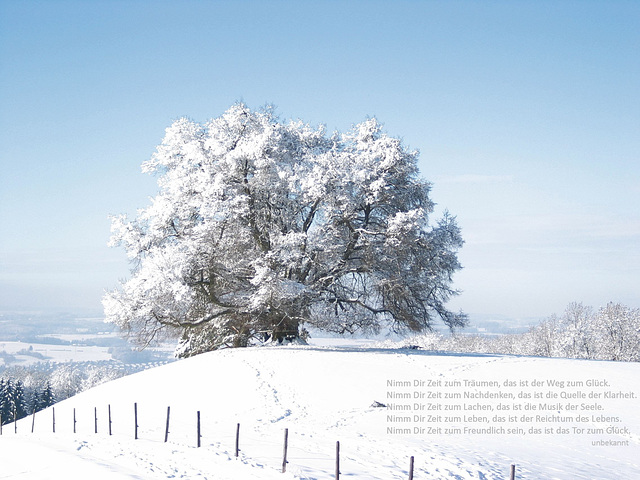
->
[50, 365, 83, 401]
[36, 381, 55, 412]
[0, 379, 9, 424]
[104, 104, 467, 357]
[526, 314, 562, 357]
[0, 379, 27, 423]
[557, 302, 595, 359]
[12, 381, 27, 420]
[594, 303, 640, 362]
[80, 366, 124, 392]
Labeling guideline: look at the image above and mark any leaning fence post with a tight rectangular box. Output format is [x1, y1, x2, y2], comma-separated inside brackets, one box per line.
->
[197, 411, 201, 447]
[31, 410, 36, 433]
[510, 464, 516, 480]
[282, 428, 289, 473]
[164, 406, 170, 442]
[409, 456, 414, 480]
[335, 441, 340, 480]
[108, 405, 112, 436]
[134, 403, 138, 440]
[235, 423, 240, 457]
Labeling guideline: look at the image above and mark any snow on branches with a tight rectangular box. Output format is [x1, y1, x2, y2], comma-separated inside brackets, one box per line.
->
[103, 104, 467, 357]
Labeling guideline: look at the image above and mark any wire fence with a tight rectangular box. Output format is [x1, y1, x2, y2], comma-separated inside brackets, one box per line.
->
[3, 402, 519, 479]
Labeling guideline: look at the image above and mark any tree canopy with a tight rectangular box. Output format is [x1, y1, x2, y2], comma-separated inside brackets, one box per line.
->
[103, 104, 467, 357]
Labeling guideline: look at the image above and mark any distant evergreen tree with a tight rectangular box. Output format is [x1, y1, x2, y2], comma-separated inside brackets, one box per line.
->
[0, 379, 6, 425]
[39, 381, 55, 410]
[0, 379, 29, 422]
[28, 389, 39, 415]
[0, 379, 14, 424]
[13, 381, 27, 420]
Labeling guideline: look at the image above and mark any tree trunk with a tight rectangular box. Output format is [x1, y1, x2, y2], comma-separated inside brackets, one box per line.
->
[270, 314, 300, 344]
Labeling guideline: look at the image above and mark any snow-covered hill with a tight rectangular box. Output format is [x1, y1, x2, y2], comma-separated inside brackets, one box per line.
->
[2, 345, 639, 479]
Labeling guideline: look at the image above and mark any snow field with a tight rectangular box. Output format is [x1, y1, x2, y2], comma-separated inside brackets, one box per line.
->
[0, 341, 113, 365]
[2, 346, 639, 479]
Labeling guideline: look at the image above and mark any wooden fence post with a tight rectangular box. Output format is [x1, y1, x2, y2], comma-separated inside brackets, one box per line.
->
[134, 403, 138, 440]
[0, 413, 3, 435]
[31, 411, 36, 433]
[73, 408, 77, 433]
[510, 464, 516, 480]
[94, 407, 98, 434]
[164, 406, 170, 442]
[282, 428, 289, 473]
[197, 411, 201, 447]
[108, 405, 112, 436]
[14, 407, 17, 433]
[335, 441, 340, 480]
[53, 407, 56, 433]
[235, 423, 240, 457]
[409, 456, 414, 480]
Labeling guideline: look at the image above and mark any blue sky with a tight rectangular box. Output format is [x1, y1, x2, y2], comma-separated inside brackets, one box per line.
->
[1, 0, 638, 325]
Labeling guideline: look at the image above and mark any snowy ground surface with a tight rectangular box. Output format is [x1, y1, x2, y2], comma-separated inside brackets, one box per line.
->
[0, 341, 113, 365]
[1, 345, 639, 479]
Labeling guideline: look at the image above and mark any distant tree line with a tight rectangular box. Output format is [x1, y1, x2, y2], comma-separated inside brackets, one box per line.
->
[0, 378, 55, 425]
[0, 361, 166, 423]
[402, 302, 640, 362]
